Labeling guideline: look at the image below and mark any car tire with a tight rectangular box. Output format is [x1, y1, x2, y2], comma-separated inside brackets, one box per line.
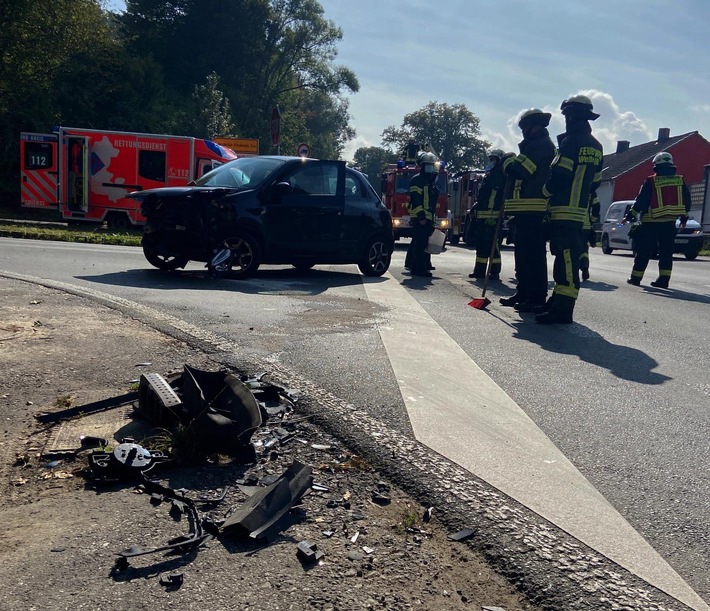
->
[451, 234, 460, 245]
[292, 262, 315, 270]
[222, 233, 262, 278]
[601, 234, 613, 254]
[684, 247, 700, 261]
[142, 243, 189, 271]
[358, 235, 392, 277]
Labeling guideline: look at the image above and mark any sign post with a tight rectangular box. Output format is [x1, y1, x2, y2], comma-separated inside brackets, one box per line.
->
[270, 105, 281, 154]
[297, 142, 311, 158]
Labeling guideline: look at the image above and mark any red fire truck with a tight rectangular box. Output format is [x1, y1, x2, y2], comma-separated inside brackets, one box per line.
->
[20, 127, 238, 227]
[449, 170, 485, 245]
[380, 160, 449, 240]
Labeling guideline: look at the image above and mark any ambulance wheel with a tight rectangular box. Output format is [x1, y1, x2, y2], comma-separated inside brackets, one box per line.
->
[142, 246, 189, 271]
[106, 212, 131, 229]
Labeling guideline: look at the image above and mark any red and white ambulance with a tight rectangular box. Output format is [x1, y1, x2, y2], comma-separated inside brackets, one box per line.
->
[20, 127, 238, 227]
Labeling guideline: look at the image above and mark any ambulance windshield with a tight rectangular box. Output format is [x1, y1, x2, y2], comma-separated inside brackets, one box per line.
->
[196, 157, 286, 189]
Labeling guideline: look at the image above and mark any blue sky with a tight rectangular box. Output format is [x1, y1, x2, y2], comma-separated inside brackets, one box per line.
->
[107, 0, 710, 161]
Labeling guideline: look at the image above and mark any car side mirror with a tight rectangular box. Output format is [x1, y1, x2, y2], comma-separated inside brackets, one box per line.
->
[260, 181, 292, 204]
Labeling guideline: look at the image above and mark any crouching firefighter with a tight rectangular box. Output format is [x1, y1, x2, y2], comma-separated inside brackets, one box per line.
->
[469, 148, 506, 280]
[537, 94, 603, 324]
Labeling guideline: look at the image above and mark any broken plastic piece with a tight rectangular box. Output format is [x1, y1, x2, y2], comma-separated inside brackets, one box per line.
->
[159, 572, 184, 587]
[296, 540, 324, 563]
[447, 528, 475, 542]
[221, 461, 313, 539]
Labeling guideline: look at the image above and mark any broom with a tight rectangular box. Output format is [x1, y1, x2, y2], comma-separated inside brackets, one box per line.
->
[468, 201, 506, 310]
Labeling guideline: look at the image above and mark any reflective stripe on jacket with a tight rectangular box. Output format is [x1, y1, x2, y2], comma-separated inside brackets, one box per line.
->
[649, 175, 686, 218]
[475, 163, 506, 219]
[408, 172, 437, 221]
[543, 123, 603, 225]
[503, 129, 555, 216]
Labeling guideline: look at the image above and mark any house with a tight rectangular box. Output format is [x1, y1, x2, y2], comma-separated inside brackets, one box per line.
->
[597, 128, 710, 223]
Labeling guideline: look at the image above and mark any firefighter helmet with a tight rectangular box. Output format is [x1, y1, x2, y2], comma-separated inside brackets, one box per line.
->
[487, 148, 505, 160]
[418, 151, 437, 165]
[560, 94, 600, 120]
[518, 108, 552, 129]
[652, 151, 674, 166]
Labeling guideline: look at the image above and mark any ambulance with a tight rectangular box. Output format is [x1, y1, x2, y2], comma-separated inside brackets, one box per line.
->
[20, 127, 238, 227]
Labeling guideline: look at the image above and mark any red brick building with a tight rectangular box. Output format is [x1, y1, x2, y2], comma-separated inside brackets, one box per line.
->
[598, 128, 710, 221]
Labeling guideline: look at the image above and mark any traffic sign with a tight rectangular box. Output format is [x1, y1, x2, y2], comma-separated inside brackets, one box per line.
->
[297, 142, 311, 157]
[270, 106, 281, 147]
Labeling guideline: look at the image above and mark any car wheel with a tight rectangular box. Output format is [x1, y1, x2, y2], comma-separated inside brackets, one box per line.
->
[684, 247, 700, 261]
[292, 262, 315, 270]
[358, 235, 392, 277]
[142, 244, 189, 270]
[222, 233, 262, 278]
[601, 234, 613, 254]
[451, 234, 460, 245]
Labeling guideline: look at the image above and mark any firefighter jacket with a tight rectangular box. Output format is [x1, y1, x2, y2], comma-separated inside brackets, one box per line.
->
[503, 128, 556, 216]
[630, 164, 691, 223]
[475, 162, 506, 221]
[408, 172, 439, 221]
[543, 122, 604, 225]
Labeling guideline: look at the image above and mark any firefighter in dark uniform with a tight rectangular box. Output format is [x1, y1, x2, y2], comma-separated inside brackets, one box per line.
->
[499, 109, 556, 311]
[407, 152, 439, 277]
[536, 94, 603, 324]
[626, 151, 691, 288]
[469, 148, 506, 280]
[404, 139, 419, 165]
[579, 195, 600, 281]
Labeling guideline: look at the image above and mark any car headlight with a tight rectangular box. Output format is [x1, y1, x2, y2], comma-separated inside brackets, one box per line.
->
[393, 219, 401, 227]
[439, 219, 449, 228]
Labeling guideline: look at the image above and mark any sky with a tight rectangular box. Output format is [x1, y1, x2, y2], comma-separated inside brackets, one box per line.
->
[107, 0, 710, 161]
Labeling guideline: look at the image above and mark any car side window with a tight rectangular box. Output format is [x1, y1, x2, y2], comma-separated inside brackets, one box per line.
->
[606, 205, 623, 222]
[345, 174, 364, 199]
[285, 163, 338, 195]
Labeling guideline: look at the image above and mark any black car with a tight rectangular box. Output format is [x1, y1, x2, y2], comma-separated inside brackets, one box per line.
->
[128, 156, 394, 277]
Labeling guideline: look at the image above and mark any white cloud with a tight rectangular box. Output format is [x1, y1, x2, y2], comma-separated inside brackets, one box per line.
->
[341, 134, 375, 163]
[482, 90, 652, 156]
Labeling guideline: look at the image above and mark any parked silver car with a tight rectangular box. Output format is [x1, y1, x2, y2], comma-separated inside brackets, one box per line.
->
[600, 200, 704, 260]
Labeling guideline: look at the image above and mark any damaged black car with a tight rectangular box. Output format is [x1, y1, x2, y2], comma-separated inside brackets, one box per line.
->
[128, 156, 394, 278]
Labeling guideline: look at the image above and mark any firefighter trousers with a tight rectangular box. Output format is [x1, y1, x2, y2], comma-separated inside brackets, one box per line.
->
[630, 221, 676, 282]
[410, 219, 434, 274]
[549, 222, 583, 313]
[473, 220, 501, 276]
[513, 216, 548, 303]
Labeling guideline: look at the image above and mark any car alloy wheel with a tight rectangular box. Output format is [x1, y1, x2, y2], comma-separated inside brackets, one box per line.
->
[358, 236, 391, 277]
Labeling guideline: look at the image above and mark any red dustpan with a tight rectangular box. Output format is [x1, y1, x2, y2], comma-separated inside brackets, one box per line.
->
[468, 202, 506, 311]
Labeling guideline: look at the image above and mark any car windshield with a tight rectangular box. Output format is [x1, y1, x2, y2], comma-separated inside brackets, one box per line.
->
[196, 157, 286, 189]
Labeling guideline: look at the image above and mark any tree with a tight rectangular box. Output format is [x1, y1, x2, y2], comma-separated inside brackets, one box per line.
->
[353, 146, 397, 195]
[381, 101, 489, 173]
[191, 73, 235, 140]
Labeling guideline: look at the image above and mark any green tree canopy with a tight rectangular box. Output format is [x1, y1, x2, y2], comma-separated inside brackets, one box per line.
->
[381, 101, 489, 174]
[352, 146, 397, 195]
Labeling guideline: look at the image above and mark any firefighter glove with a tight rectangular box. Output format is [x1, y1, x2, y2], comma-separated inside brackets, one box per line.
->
[679, 215, 688, 228]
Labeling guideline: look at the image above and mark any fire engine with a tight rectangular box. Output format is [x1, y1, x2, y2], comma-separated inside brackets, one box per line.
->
[20, 127, 238, 227]
[380, 160, 449, 240]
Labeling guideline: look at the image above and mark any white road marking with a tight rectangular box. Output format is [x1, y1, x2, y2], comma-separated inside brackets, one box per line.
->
[363, 272, 709, 611]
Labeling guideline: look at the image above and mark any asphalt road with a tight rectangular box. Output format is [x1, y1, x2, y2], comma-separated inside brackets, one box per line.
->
[1, 237, 708, 608]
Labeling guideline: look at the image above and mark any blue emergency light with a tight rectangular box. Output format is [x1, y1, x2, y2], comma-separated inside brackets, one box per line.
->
[396, 160, 405, 169]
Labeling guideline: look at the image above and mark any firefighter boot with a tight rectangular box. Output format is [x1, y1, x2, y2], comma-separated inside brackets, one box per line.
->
[535, 308, 573, 325]
[650, 277, 669, 288]
[468, 263, 486, 279]
[626, 277, 641, 286]
[514, 300, 546, 313]
[581, 268, 590, 281]
[499, 293, 524, 307]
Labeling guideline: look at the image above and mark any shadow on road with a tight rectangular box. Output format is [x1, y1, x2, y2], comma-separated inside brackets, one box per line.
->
[75, 266, 385, 296]
[510, 319, 671, 385]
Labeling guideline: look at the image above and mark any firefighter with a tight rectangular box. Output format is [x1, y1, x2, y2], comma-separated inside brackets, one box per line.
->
[579, 196, 600, 281]
[469, 148, 506, 280]
[535, 94, 603, 324]
[404, 139, 419, 165]
[499, 109, 556, 310]
[625, 151, 691, 288]
[406, 152, 440, 277]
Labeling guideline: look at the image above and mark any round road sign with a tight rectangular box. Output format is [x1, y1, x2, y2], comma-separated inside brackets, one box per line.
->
[297, 142, 311, 157]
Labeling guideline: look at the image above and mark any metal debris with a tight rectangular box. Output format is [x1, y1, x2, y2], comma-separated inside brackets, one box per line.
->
[448, 528, 475, 542]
